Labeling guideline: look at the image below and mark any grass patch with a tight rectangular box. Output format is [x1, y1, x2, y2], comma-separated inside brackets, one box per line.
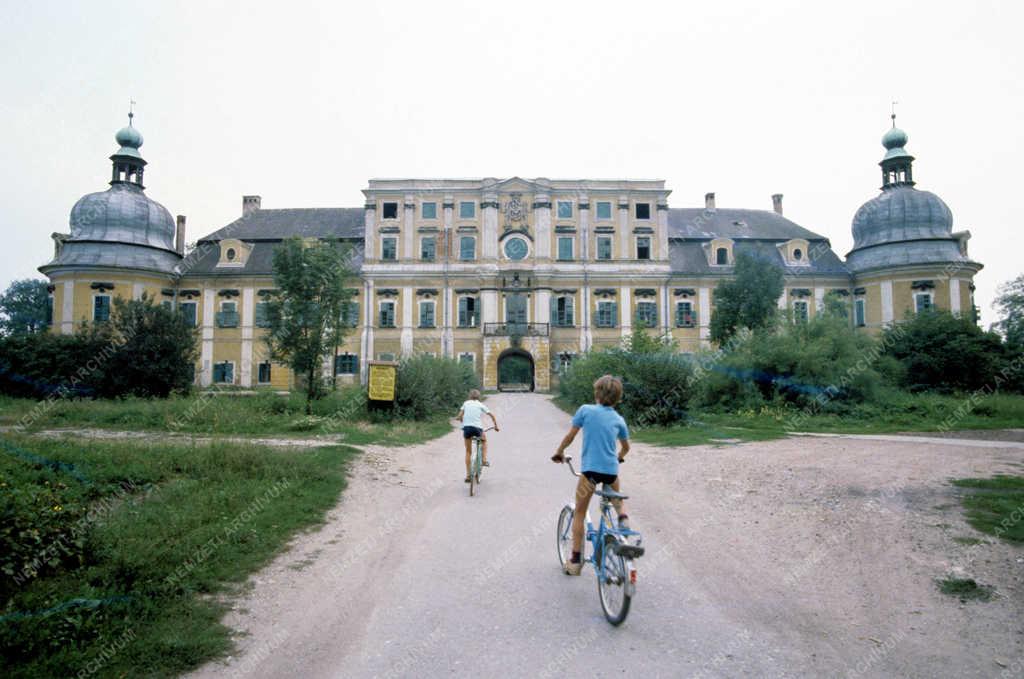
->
[1, 434, 356, 678]
[950, 475, 1024, 543]
[0, 390, 451, 447]
[952, 536, 985, 546]
[937, 577, 994, 601]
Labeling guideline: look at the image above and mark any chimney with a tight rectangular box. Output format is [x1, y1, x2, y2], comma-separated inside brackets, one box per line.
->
[704, 192, 716, 210]
[242, 195, 262, 217]
[772, 193, 784, 215]
[175, 215, 186, 255]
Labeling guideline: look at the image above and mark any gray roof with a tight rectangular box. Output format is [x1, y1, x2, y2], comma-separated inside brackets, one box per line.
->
[668, 208, 826, 240]
[41, 241, 181, 276]
[851, 186, 953, 250]
[669, 240, 849, 277]
[198, 208, 364, 242]
[181, 239, 363, 277]
[69, 183, 177, 253]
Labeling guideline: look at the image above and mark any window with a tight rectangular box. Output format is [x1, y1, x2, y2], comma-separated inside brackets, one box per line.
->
[597, 236, 612, 260]
[379, 301, 396, 328]
[382, 237, 397, 261]
[419, 301, 436, 328]
[596, 201, 612, 220]
[179, 301, 197, 327]
[334, 353, 358, 375]
[225, 247, 236, 261]
[459, 201, 475, 219]
[675, 302, 696, 328]
[212, 362, 234, 384]
[504, 237, 528, 260]
[636, 237, 651, 260]
[458, 297, 478, 327]
[459, 352, 475, 367]
[255, 301, 270, 328]
[552, 296, 575, 327]
[216, 301, 238, 328]
[557, 236, 574, 261]
[915, 293, 933, 314]
[793, 300, 809, 323]
[93, 295, 111, 322]
[557, 200, 573, 219]
[341, 300, 359, 327]
[635, 203, 651, 220]
[596, 301, 617, 328]
[459, 236, 476, 260]
[793, 248, 803, 262]
[421, 202, 437, 219]
[716, 247, 729, 265]
[257, 362, 272, 384]
[377, 352, 396, 361]
[45, 296, 53, 326]
[854, 298, 866, 327]
[382, 202, 398, 219]
[636, 301, 657, 327]
[421, 237, 436, 261]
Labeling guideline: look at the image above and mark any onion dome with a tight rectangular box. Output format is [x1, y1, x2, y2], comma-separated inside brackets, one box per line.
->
[40, 112, 181, 275]
[846, 117, 971, 273]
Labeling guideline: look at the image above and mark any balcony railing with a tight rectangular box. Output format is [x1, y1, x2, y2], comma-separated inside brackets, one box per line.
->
[483, 322, 549, 337]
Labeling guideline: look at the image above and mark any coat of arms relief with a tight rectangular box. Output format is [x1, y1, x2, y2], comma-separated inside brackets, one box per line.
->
[501, 193, 530, 232]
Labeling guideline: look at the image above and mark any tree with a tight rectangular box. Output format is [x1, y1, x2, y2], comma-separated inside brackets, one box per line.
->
[101, 294, 199, 397]
[882, 310, 1007, 393]
[994, 274, 1024, 351]
[0, 278, 50, 335]
[709, 252, 785, 344]
[264, 238, 356, 413]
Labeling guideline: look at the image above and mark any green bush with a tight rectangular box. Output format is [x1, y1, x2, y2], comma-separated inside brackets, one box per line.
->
[0, 295, 197, 399]
[693, 313, 887, 413]
[559, 341, 694, 426]
[390, 355, 476, 420]
[882, 310, 1008, 393]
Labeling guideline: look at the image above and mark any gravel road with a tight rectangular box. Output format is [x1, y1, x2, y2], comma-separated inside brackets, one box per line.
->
[187, 393, 1024, 679]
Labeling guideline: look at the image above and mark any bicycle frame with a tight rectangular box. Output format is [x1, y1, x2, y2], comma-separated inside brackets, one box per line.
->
[564, 457, 638, 595]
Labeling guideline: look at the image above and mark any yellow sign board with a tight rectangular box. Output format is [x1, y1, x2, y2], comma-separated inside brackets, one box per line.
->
[367, 361, 397, 401]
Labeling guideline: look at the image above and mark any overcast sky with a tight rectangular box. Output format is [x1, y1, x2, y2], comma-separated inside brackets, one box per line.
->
[1, 0, 1020, 326]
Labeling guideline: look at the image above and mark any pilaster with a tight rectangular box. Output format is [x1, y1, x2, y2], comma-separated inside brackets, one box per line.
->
[949, 278, 961, 316]
[618, 196, 630, 260]
[200, 288, 215, 386]
[534, 194, 552, 259]
[400, 286, 413, 356]
[619, 286, 632, 339]
[61, 280, 74, 334]
[403, 195, 415, 261]
[240, 287, 254, 387]
[881, 280, 894, 324]
[482, 192, 499, 260]
[698, 286, 711, 344]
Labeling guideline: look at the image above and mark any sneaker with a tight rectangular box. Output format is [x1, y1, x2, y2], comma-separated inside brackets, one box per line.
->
[464, 476, 471, 483]
[482, 460, 491, 467]
[564, 560, 582, 576]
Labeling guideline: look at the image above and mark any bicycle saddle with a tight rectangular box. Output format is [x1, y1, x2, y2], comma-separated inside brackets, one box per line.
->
[595, 487, 629, 501]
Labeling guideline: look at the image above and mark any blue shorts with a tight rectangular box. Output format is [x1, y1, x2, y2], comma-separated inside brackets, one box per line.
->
[463, 426, 483, 439]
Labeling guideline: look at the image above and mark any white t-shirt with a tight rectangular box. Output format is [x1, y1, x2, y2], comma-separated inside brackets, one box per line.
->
[460, 400, 491, 428]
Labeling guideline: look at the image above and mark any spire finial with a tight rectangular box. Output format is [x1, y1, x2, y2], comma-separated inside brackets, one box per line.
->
[890, 100, 898, 128]
[128, 99, 136, 126]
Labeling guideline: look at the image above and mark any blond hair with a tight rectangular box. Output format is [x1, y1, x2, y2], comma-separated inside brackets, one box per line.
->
[469, 389, 481, 400]
[593, 375, 623, 406]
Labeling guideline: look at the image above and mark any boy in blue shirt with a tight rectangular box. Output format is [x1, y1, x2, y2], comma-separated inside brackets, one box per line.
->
[551, 374, 630, 575]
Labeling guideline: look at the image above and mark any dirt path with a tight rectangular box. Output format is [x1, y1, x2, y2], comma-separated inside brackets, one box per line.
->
[172, 393, 1022, 678]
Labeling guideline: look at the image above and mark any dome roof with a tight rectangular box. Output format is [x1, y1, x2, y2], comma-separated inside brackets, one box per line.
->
[882, 126, 908, 150]
[69, 182, 177, 252]
[114, 123, 144, 160]
[851, 185, 952, 250]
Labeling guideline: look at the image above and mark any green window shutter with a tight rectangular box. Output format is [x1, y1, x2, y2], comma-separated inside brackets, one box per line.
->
[550, 295, 557, 325]
[458, 298, 468, 327]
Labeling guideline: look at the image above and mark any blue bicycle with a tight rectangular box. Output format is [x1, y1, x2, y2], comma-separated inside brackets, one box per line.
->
[556, 456, 645, 625]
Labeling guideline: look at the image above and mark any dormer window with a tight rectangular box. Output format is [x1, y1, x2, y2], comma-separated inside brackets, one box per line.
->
[217, 239, 248, 267]
[793, 248, 802, 261]
[780, 238, 810, 266]
[226, 247, 236, 262]
[709, 238, 734, 266]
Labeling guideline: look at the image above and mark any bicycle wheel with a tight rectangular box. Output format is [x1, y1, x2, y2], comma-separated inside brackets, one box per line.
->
[556, 505, 574, 569]
[598, 536, 632, 626]
[469, 449, 476, 497]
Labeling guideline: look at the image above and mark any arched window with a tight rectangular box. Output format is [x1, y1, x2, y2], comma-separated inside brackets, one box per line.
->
[716, 247, 729, 265]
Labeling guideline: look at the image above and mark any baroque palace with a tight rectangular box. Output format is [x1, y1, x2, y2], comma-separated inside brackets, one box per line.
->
[39, 114, 982, 392]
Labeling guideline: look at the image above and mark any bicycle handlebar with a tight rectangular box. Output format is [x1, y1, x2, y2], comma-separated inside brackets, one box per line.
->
[563, 455, 582, 478]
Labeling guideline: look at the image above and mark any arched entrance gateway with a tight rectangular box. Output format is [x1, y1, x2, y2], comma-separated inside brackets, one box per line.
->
[496, 348, 534, 392]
